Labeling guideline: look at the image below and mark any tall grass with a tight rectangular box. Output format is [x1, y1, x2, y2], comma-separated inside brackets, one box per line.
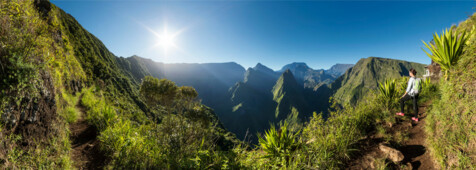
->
[60, 93, 81, 124]
[80, 87, 117, 131]
[236, 76, 438, 169]
[234, 92, 388, 169]
[78, 84, 239, 169]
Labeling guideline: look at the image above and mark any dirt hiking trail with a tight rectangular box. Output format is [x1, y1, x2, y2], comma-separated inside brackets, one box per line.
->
[69, 96, 106, 169]
[348, 102, 437, 170]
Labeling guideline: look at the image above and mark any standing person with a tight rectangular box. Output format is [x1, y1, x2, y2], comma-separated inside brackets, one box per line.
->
[396, 68, 421, 122]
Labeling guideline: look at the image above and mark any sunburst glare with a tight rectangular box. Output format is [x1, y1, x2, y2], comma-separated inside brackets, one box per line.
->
[155, 27, 177, 52]
[140, 23, 184, 55]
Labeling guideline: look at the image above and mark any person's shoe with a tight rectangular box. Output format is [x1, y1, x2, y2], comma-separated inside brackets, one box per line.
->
[396, 112, 404, 116]
[412, 117, 419, 122]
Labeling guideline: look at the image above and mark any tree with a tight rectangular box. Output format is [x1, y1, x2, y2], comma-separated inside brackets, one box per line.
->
[139, 76, 178, 107]
[177, 86, 198, 101]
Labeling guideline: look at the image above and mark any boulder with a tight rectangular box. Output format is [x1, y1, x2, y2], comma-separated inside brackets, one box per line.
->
[379, 144, 404, 163]
[405, 162, 413, 170]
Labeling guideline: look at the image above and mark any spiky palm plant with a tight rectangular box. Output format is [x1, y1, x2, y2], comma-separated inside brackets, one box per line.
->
[378, 79, 397, 110]
[258, 121, 300, 165]
[422, 77, 431, 89]
[422, 26, 473, 80]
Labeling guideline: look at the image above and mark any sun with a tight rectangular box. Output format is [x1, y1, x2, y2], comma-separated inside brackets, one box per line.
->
[140, 23, 184, 54]
[155, 27, 178, 52]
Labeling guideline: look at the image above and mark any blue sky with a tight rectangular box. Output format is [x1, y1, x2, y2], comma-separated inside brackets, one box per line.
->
[52, 1, 475, 70]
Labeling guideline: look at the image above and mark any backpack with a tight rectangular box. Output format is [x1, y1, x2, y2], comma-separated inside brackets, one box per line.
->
[413, 78, 422, 95]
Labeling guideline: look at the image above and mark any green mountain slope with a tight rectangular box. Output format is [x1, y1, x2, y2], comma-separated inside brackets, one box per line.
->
[228, 65, 326, 141]
[272, 70, 309, 120]
[0, 1, 237, 168]
[329, 57, 426, 104]
[227, 64, 279, 140]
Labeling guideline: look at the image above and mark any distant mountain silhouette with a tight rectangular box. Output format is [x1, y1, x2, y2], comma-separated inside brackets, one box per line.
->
[325, 64, 354, 77]
[279, 62, 352, 88]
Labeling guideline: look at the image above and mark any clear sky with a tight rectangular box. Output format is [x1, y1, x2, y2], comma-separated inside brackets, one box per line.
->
[51, 0, 475, 70]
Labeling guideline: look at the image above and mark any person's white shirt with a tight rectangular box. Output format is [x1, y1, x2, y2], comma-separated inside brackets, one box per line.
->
[406, 77, 416, 96]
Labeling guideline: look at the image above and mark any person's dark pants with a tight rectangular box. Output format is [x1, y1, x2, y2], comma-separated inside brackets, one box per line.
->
[400, 94, 419, 117]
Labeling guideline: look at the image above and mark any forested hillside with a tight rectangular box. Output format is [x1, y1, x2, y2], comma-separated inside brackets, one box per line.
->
[0, 0, 236, 168]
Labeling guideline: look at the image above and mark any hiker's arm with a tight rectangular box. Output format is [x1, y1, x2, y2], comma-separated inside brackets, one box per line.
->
[402, 91, 407, 98]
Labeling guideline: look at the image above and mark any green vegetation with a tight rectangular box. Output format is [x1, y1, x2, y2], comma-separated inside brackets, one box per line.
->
[1, 0, 475, 169]
[1, 1, 235, 168]
[422, 26, 474, 80]
[60, 93, 81, 124]
[257, 121, 301, 165]
[233, 92, 388, 169]
[232, 74, 438, 169]
[425, 13, 476, 169]
[80, 87, 117, 131]
[378, 79, 398, 110]
[0, 0, 82, 168]
[77, 77, 237, 169]
[139, 76, 178, 107]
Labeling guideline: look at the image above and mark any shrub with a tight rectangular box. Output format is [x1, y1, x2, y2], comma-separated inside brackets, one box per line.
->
[258, 121, 301, 166]
[300, 92, 383, 168]
[377, 79, 398, 110]
[139, 76, 178, 107]
[422, 26, 473, 80]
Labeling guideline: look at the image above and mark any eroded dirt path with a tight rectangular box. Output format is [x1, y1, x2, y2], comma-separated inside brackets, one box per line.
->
[69, 97, 106, 169]
[399, 104, 435, 169]
[347, 102, 436, 170]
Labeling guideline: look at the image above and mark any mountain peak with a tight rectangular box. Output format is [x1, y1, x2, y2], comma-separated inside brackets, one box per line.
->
[252, 63, 275, 74]
[330, 57, 426, 104]
[254, 62, 269, 69]
[274, 70, 299, 93]
[279, 62, 311, 72]
[272, 69, 307, 119]
[281, 69, 294, 78]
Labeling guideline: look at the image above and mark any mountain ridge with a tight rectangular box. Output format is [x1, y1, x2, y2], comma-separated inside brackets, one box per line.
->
[329, 57, 426, 104]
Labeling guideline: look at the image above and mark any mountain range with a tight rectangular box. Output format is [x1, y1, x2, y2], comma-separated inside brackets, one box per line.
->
[120, 55, 425, 141]
[4, 1, 475, 168]
[2, 0, 426, 145]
